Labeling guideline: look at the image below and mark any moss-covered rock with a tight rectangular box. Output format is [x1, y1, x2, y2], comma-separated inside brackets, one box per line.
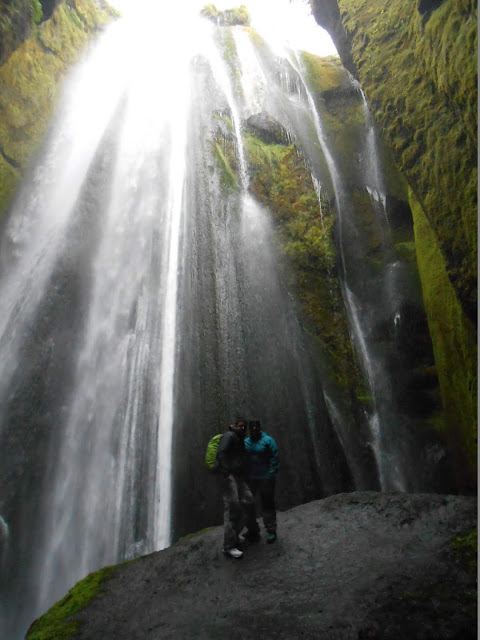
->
[245, 113, 291, 146]
[0, 0, 116, 219]
[25, 566, 113, 640]
[410, 188, 477, 489]
[298, 51, 455, 474]
[0, 0, 36, 67]
[451, 526, 477, 575]
[310, 0, 477, 488]
[213, 25, 244, 99]
[310, 0, 477, 324]
[200, 3, 250, 27]
[301, 52, 366, 190]
[243, 125, 361, 393]
[301, 51, 348, 94]
[211, 112, 240, 190]
[0, 154, 20, 214]
[207, 75, 363, 394]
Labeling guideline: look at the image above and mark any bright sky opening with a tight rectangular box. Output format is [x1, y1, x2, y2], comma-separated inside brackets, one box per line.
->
[109, 0, 338, 57]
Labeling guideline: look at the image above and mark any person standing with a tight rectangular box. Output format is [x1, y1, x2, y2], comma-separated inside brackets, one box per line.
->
[215, 417, 255, 559]
[244, 419, 279, 543]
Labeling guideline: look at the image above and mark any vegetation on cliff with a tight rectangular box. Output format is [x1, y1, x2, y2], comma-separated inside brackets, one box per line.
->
[209, 100, 366, 404]
[26, 566, 113, 640]
[315, 0, 477, 322]
[210, 44, 446, 448]
[310, 0, 477, 488]
[0, 0, 38, 66]
[200, 3, 250, 27]
[0, 0, 116, 219]
[243, 129, 360, 392]
[411, 189, 477, 486]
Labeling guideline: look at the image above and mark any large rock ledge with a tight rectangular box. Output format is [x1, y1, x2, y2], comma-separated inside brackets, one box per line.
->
[27, 492, 477, 639]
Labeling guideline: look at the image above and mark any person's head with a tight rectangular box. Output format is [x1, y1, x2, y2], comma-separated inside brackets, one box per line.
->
[248, 419, 262, 441]
[233, 417, 247, 438]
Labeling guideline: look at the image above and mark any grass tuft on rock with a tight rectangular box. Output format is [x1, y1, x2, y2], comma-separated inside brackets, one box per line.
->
[25, 566, 114, 640]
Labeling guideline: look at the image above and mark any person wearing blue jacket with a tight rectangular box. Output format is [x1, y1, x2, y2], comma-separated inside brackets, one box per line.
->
[244, 419, 279, 543]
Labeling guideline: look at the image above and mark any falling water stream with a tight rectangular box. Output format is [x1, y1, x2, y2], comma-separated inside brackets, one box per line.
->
[0, 6, 447, 639]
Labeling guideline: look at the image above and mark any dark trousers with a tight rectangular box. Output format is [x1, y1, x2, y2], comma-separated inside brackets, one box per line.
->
[222, 475, 255, 549]
[246, 477, 277, 535]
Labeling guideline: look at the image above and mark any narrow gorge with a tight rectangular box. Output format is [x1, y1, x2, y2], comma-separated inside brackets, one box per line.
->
[0, 1, 476, 638]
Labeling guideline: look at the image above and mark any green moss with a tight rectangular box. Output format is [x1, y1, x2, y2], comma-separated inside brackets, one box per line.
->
[0, 155, 21, 213]
[210, 110, 240, 190]
[322, 103, 364, 185]
[0, 37, 61, 167]
[394, 241, 416, 261]
[244, 130, 361, 392]
[72, 0, 118, 30]
[246, 26, 266, 48]
[300, 53, 372, 190]
[350, 189, 382, 252]
[337, 0, 477, 318]
[30, 0, 43, 24]
[451, 527, 477, 574]
[200, 3, 219, 20]
[410, 188, 477, 485]
[212, 112, 234, 134]
[0, 0, 34, 66]
[214, 27, 243, 98]
[212, 140, 238, 190]
[225, 4, 249, 26]
[200, 3, 250, 26]
[301, 52, 346, 94]
[323, 0, 478, 486]
[25, 566, 113, 640]
[0, 0, 115, 218]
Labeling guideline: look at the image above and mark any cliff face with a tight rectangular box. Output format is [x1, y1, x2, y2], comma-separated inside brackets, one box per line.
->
[0, 0, 116, 215]
[310, 0, 477, 487]
[0, 2, 474, 490]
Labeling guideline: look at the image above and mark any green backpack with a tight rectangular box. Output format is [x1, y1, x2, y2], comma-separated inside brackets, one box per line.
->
[205, 433, 223, 470]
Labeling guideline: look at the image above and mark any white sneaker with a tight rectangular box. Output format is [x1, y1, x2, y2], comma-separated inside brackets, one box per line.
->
[223, 547, 243, 559]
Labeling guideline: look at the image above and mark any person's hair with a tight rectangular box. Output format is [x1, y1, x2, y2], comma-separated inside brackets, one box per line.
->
[248, 419, 261, 429]
[234, 417, 247, 426]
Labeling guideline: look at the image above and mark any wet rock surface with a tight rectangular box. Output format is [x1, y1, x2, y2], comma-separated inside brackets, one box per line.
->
[245, 113, 290, 145]
[68, 492, 476, 639]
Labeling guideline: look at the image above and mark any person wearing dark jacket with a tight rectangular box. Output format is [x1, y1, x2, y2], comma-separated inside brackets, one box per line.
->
[215, 417, 255, 559]
[244, 419, 279, 543]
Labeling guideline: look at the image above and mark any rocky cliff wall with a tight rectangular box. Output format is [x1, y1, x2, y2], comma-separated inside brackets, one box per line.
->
[0, 1, 475, 490]
[238, 46, 450, 492]
[310, 0, 477, 488]
[0, 0, 117, 215]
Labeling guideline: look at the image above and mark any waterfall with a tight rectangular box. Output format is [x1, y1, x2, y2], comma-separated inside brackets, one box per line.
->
[0, 7, 446, 639]
[0, 10, 207, 637]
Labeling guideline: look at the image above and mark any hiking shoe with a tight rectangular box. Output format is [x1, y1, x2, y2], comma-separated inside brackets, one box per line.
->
[223, 547, 243, 559]
[266, 533, 277, 544]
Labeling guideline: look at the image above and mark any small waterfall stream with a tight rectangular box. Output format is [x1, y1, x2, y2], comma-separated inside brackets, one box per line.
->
[0, 7, 447, 639]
